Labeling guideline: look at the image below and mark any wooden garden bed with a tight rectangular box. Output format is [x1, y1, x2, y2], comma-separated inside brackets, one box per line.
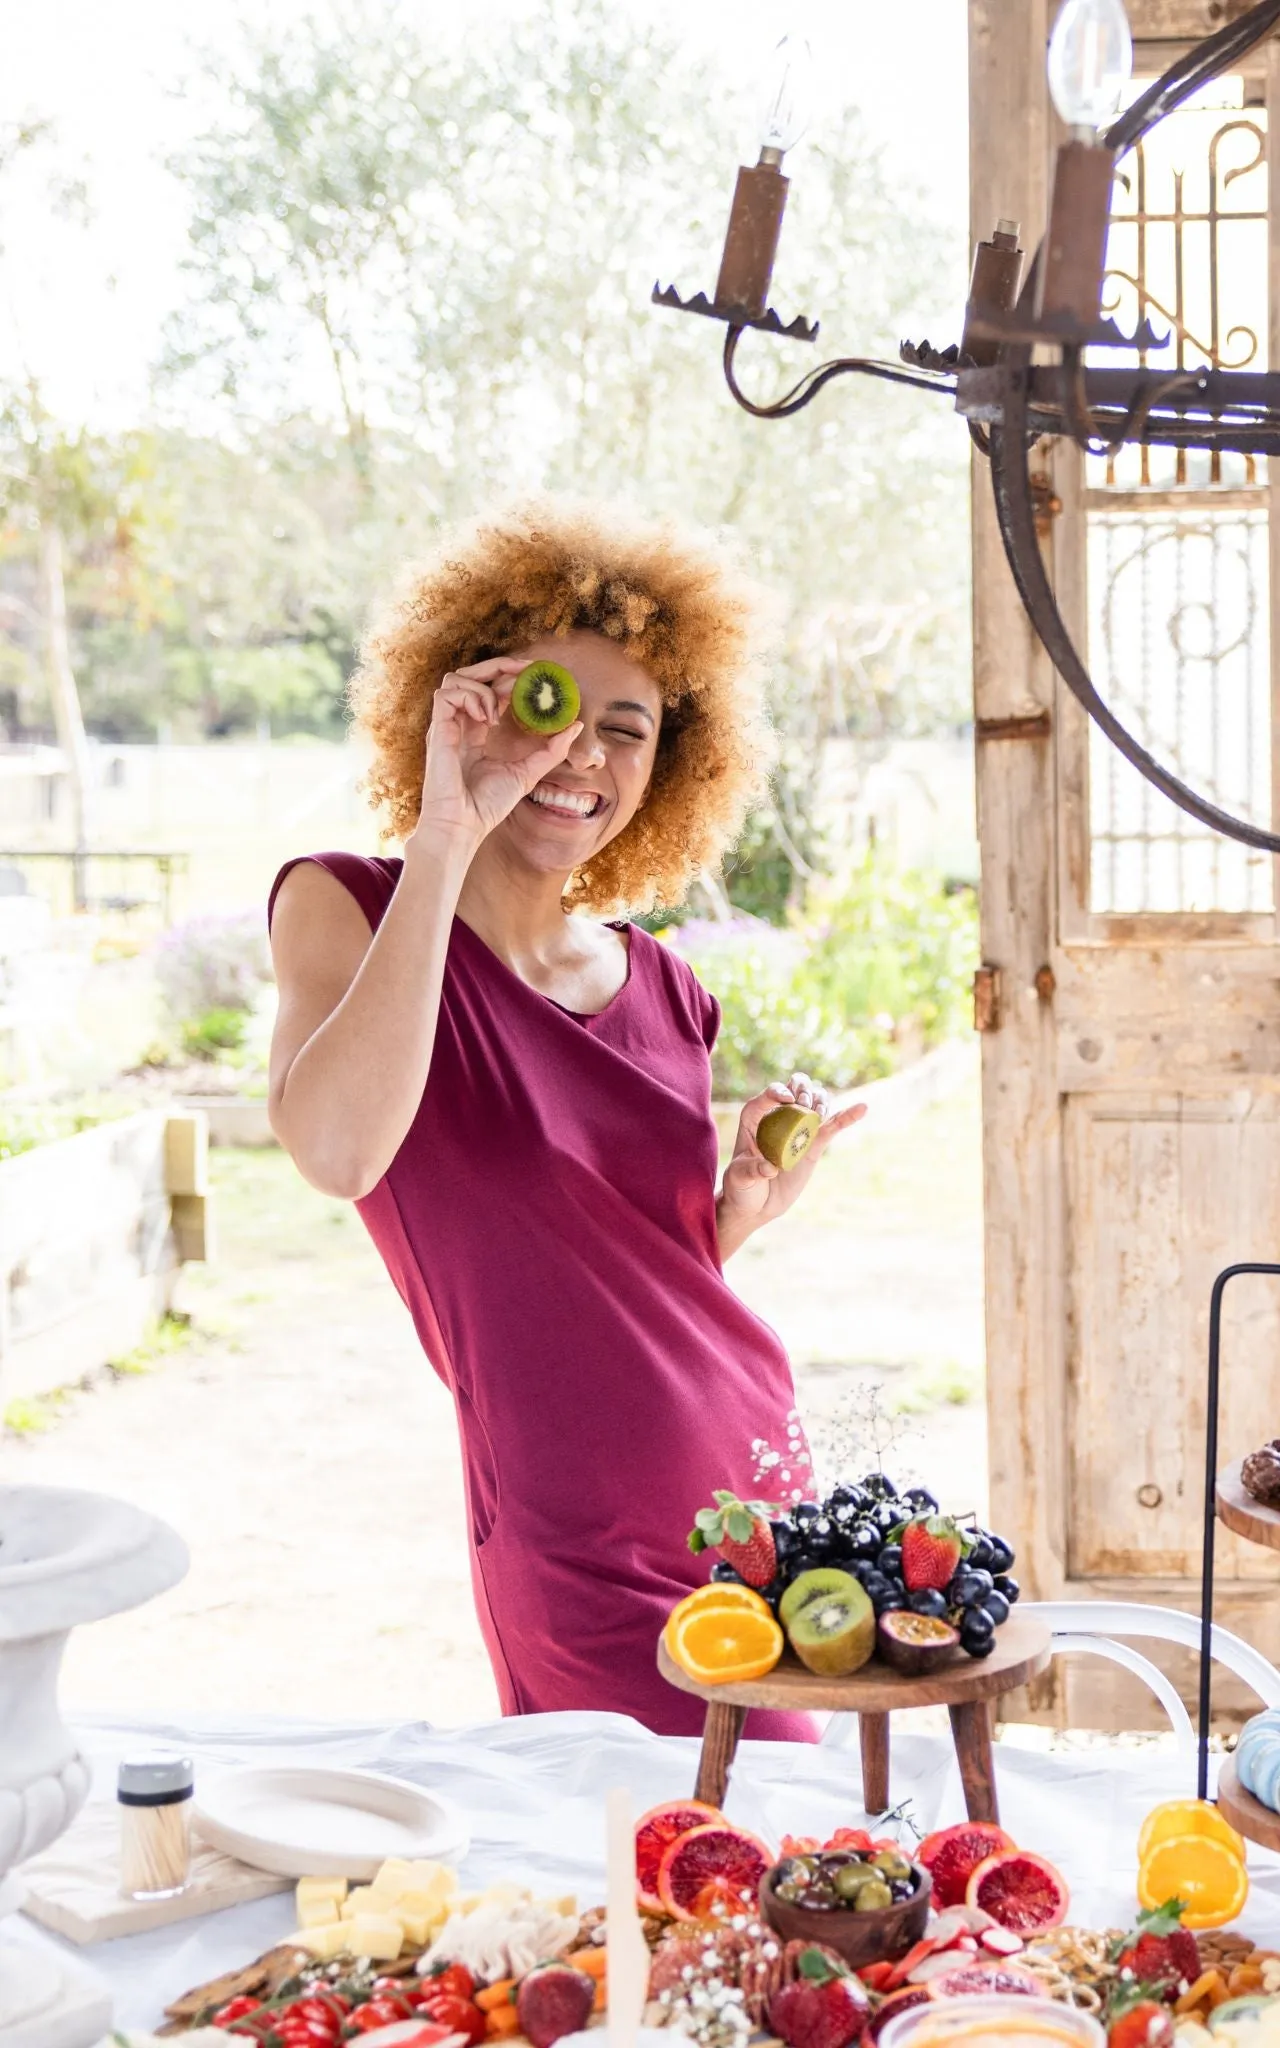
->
[0, 1108, 211, 1403]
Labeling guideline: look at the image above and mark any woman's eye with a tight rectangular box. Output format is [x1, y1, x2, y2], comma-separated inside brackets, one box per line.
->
[604, 726, 645, 742]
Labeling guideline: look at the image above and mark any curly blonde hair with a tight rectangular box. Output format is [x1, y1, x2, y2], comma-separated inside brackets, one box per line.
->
[349, 502, 773, 914]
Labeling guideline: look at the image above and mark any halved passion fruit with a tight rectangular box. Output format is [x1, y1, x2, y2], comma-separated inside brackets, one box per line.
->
[877, 1610, 961, 1676]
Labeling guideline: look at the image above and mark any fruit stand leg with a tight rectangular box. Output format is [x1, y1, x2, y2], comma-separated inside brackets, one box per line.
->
[948, 1700, 999, 1821]
[859, 1712, 890, 1813]
[695, 1703, 747, 1806]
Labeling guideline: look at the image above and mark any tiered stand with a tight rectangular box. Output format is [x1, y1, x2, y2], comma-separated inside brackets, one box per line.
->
[1213, 1456, 1280, 1850]
[658, 1608, 1052, 1822]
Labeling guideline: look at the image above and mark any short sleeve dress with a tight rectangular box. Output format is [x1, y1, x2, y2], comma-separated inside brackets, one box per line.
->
[269, 851, 816, 1741]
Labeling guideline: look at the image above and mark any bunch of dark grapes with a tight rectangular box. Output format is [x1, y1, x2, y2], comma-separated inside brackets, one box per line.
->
[710, 1474, 1020, 1662]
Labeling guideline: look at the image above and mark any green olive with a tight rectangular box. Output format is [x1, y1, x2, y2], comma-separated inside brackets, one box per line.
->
[853, 1879, 894, 1913]
[833, 1863, 877, 1902]
[871, 1851, 913, 1882]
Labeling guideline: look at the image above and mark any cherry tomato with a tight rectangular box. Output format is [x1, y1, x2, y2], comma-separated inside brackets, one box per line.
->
[423, 1964, 476, 2003]
[347, 1999, 418, 2034]
[214, 1998, 263, 2028]
[371, 1980, 425, 2009]
[273, 2021, 334, 2048]
[418, 1993, 487, 2045]
[288, 1998, 344, 2031]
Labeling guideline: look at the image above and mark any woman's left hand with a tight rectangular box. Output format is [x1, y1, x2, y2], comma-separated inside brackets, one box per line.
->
[716, 1072, 867, 1252]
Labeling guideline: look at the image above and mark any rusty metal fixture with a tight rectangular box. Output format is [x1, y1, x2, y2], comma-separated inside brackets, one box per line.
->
[961, 219, 1024, 369]
[713, 158, 791, 324]
[1034, 965, 1057, 1003]
[1037, 143, 1116, 330]
[651, 0, 1280, 855]
[1029, 471, 1063, 537]
[973, 966, 1002, 1034]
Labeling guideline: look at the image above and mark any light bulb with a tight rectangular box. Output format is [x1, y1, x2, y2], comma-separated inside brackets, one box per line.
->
[757, 34, 813, 158]
[1047, 0, 1133, 135]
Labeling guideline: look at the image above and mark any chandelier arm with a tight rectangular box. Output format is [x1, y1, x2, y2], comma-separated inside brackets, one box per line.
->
[1060, 348, 1201, 457]
[721, 325, 955, 418]
[988, 351, 1280, 855]
[1104, 0, 1280, 156]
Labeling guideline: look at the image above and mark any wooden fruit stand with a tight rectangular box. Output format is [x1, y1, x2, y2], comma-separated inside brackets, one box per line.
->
[658, 1608, 1052, 1823]
[1215, 1458, 1280, 1852]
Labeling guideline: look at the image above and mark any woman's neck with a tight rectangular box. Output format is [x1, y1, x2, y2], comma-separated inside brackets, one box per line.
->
[456, 838, 577, 967]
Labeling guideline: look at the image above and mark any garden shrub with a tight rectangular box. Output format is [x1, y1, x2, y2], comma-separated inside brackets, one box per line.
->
[668, 863, 977, 1099]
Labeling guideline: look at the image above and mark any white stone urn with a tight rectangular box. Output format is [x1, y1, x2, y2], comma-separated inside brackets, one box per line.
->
[0, 1483, 189, 2048]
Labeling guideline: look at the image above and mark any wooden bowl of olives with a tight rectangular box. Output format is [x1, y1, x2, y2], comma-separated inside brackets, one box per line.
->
[759, 1848, 932, 1968]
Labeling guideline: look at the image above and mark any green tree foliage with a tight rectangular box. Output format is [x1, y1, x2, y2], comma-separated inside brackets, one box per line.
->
[4, 1, 972, 876]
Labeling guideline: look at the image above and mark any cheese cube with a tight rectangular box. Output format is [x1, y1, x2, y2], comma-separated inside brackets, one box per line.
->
[402, 1860, 458, 1903]
[396, 1907, 435, 1946]
[348, 1913, 404, 1962]
[341, 1886, 379, 1919]
[369, 1857, 419, 1900]
[292, 1920, 353, 1960]
[297, 1876, 348, 1911]
[298, 1895, 340, 1928]
[540, 1894, 578, 1918]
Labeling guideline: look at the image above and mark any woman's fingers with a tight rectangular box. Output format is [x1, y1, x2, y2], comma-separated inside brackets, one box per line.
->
[508, 721, 585, 793]
[811, 1101, 868, 1154]
[789, 1070, 817, 1110]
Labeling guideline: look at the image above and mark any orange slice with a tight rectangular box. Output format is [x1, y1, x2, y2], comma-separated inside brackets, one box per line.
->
[1137, 1834, 1249, 1928]
[1138, 1799, 1245, 1864]
[664, 1584, 771, 1650]
[668, 1604, 783, 1685]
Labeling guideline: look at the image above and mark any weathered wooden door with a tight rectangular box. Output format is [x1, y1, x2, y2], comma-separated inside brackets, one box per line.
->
[972, 0, 1280, 1724]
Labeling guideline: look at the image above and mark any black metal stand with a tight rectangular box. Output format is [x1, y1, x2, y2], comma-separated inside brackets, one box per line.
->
[1198, 1263, 1280, 1799]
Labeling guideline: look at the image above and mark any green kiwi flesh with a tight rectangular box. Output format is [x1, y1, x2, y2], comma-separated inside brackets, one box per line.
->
[511, 659, 581, 734]
[757, 1104, 821, 1171]
[784, 1569, 875, 1677]
[779, 1566, 858, 1631]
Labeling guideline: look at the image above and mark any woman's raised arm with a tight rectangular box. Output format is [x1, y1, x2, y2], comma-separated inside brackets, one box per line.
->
[268, 657, 583, 1197]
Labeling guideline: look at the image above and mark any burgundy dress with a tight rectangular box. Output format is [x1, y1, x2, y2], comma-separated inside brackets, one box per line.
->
[269, 851, 816, 1740]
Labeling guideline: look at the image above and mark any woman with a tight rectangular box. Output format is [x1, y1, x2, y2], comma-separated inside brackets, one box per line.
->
[267, 505, 864, 1738]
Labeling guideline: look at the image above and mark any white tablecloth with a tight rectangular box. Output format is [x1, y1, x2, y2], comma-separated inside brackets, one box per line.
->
[14, 1711, 1280, 2037]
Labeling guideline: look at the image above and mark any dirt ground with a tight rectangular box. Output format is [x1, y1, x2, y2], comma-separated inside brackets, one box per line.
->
[6, 1053, 986, 1727]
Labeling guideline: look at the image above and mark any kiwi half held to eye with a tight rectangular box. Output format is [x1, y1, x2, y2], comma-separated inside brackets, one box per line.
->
[756, 1103, 822, 1172]
[510, 659, 581, 734]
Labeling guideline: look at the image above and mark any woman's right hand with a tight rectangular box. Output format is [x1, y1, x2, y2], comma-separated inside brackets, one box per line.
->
[408, 656, 585, 853]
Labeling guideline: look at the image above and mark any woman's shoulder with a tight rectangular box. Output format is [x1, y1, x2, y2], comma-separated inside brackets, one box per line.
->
[627, 924, 719, 1049]
[268, 850, 404, 934]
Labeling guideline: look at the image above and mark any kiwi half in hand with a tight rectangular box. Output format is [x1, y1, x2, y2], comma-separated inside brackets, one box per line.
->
[756, 1103, 821, 1171]
[510, 659, 581, 735]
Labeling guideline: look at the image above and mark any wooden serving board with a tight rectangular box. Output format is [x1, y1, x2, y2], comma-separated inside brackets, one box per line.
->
[1216, 1758, 1280, 1854]
[19, 1796, 289, 1946]
[1217, 1461, 1280, 1553]
[657, 1606, 1052, 1712]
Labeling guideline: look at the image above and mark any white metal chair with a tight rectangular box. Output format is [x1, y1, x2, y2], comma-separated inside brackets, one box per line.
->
[1011, 1602, 1280, 1756]
[814, 1601, 1280, 1758]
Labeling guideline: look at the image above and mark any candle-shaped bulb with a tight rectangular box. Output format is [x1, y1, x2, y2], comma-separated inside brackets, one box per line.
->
[757, 34, 813, 158]
[1047, 0, 1133, 135]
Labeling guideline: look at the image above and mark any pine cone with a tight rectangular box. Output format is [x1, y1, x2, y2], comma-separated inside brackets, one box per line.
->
[1242, 1442, 1280, 1506]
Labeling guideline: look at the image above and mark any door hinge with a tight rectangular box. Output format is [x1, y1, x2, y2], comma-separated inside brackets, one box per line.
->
[973, 964, 1002, 1033]
[975, 711, 1052, 742]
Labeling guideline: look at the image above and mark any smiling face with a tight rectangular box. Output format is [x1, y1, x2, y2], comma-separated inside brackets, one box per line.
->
[492, 629, 663, 878]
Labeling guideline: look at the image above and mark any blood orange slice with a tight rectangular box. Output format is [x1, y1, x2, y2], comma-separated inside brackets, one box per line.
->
[926, 1963, 1042, 2000]
[917, 1822, 1016, 1908]
[656, 1821, 771, 1922]
[966, 1850, 1070, 1933]
[635, 1801, 723, 1912]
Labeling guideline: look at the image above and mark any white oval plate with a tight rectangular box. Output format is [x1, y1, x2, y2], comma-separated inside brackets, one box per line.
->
[191, 1765, 470, 1879]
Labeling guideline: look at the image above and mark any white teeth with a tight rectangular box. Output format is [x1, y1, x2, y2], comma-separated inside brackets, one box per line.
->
[529, 788, 599, 816]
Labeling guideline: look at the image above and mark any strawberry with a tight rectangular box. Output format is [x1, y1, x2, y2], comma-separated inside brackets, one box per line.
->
[688, 1491, 777, 1588]
[1112, 1901, 1201, 1997]
[1107, 1986, 1176, 2048]
[768, 1947, 868, 2048]
[899, 1515, 968, 1592]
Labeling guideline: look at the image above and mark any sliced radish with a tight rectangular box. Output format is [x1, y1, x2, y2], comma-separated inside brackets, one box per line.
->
[980, 1926, 1026, 1956]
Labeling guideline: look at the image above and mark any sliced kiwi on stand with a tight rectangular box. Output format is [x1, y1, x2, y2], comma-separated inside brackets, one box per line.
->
[757, 1104, 822, 1172]
[510, 659, 581, 734]
[780, 1566, 857, 1631]
[782, 1568, 875, 1676]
